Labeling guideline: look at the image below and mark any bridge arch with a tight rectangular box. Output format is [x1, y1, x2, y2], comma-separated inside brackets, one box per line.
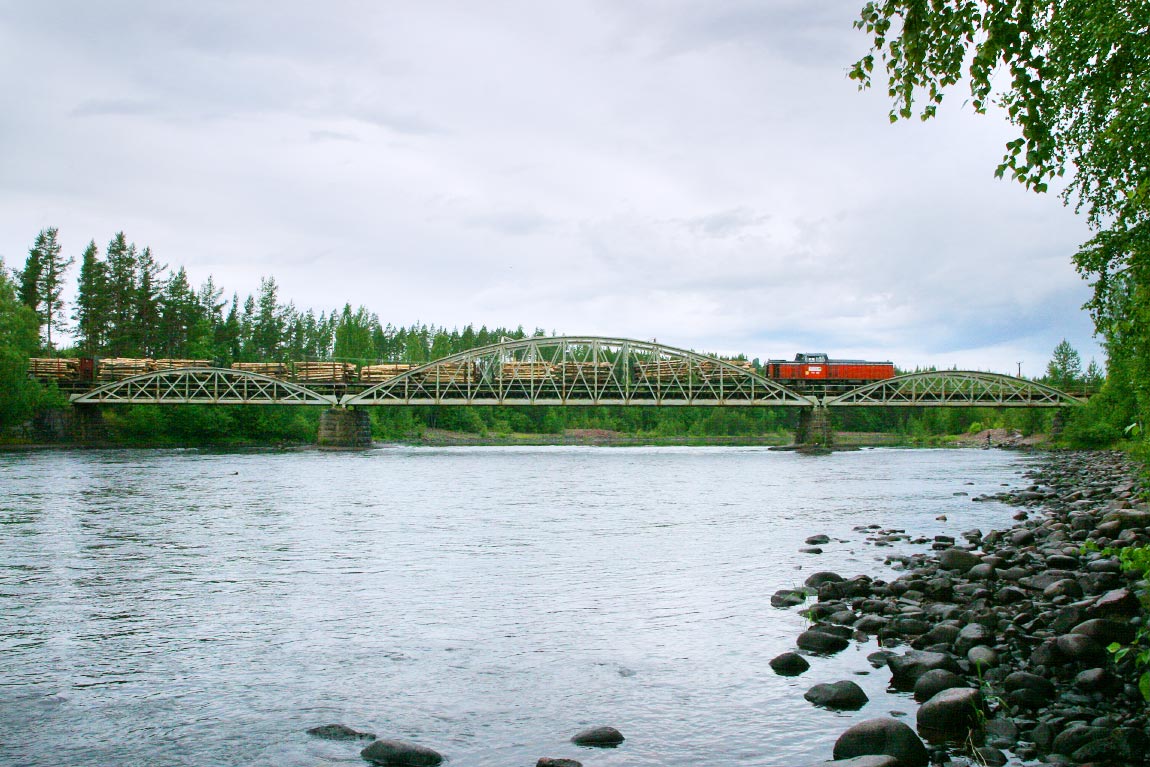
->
[69, 368, 339, 406]
[342, 336, 813, 406]
[825, 371, 1085, 407]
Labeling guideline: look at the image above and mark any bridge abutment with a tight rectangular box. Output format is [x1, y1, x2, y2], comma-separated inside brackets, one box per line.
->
[317, 408, 372, 448]
[795, 406, 833, 447]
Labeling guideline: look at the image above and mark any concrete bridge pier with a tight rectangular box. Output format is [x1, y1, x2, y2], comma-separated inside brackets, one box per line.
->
[795, 406, 834, 447]
[318, 407, 372, 448]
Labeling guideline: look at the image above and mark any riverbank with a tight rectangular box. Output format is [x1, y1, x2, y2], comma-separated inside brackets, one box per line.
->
[777, 450, 1150, 766]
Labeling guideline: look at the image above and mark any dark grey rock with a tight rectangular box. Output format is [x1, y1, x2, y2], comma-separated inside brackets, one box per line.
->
[1055, 633, 1108, 664]
[798, 628, 850, 654]
[307, 723, 376, 741]
[537, 759, 583, 767]
[1071, 617, 1136, 645]
[806, 534, 831, 545]
[805, 571, 846, 589]
[912, 669, 964, 703]
[954, 623, 994, 655]
[832, 718, 928, 767]
[571, 726, 624, 746]
[938, 549, 982, 571]
[805, 680, 869, 711]
[887, 651, 959, 691]
[1003, 671, 1055, 697]
[770, 651, 810, 676]
[361, 739, 444, 766]
[1051, 724, 1108, 756]
[916, 687, 984, 738]
[1090, 587, 1140, 618]
[967, 645, 999, 670]
[772, 589, 807, 608]
[974, 746, 1007, 766]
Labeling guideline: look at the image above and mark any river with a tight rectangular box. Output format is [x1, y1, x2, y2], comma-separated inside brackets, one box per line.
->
[0, 446, 1030, 766]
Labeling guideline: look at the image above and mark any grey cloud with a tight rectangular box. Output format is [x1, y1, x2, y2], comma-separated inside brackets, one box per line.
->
[467, 211, 553, 237]
[309, 129, 360, 143]
[71, 98, 164, 117]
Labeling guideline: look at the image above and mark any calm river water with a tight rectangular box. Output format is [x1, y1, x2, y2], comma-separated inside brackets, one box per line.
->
[0, 446, 1031, 767]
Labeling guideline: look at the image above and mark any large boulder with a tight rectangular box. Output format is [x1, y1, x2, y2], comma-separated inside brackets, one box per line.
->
[916, 687, 984, 739]
[887, 651, 959, 691]
[1071, 618, 1136, 645]
[938, 548, 982, 571]
[912, 669, 964, 703]
[832, 718, 928, 767]
[804, 680, 869, 711]
[361, 739, 444, 766]
[571, 726, 624, 746]
[805, 571, 846, 589]
[797, 628, 850, 654]
[770, 651, 810, 676]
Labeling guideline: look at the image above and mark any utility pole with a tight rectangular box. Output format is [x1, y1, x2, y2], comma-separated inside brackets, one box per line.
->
[1016, 361, 1022, 378]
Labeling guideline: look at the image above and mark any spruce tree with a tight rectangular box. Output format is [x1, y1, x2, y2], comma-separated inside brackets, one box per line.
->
[73, 240, 109, 355]
[104, 232, 138, 356]
[134, 246, 166, 356]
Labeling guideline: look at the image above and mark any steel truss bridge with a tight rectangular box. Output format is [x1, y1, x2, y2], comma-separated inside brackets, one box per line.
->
[69, 336, 1084, 410]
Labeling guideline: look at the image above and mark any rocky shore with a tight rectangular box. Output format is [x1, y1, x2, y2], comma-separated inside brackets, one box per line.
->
[775, 450, 1150, 767]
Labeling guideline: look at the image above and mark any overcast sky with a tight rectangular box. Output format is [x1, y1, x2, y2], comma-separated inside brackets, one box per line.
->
[0, 1, 1102, 375]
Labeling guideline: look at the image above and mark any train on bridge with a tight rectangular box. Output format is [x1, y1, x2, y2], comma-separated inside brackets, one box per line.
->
[29, 352, 897, 390]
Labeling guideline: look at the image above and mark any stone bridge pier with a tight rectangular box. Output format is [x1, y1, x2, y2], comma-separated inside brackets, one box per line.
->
[317, 407, 372, 448]
[795, 406, 833, 447]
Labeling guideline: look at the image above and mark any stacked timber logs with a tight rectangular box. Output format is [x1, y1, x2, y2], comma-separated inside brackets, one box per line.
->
[28, 358, 79, 381]
[634, 360, 692, 382]
[153, 359, 212, 370]
[558, 361, 613, 383]
[230, 362, 289, 379]
[293, 361, 353, 383]
[413, 362, 474, 384]
[500, 361, 553, 381]
[359, 363, 414, 383]
[98, 358, 153, 380]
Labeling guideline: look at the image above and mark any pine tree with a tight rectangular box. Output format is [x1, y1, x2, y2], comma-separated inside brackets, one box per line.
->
[73, 240, 109, 355]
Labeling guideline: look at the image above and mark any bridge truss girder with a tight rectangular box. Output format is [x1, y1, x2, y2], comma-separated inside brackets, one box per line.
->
[69, 368, 338, 406]
[342, 336, 815, 407]
[824, 371, 1085, 408]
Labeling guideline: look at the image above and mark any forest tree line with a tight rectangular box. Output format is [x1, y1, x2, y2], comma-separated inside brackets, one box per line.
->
[0, 227, 1113, 445]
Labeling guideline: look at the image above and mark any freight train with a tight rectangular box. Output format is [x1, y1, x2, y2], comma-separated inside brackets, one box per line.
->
[29, 352, 896, 389]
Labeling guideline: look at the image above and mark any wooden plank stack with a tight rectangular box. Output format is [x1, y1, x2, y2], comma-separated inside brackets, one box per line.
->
[230, 362, 289, 379]
[293, 361, 353, 383]
[28, 358, 79, 380]
[98, 358, 154, 380]
[500, 361, 554, 381]
[359, 363, 414, 383]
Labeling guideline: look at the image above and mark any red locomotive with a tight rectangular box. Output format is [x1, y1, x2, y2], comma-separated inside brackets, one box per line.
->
[766, 353, 895, 387]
